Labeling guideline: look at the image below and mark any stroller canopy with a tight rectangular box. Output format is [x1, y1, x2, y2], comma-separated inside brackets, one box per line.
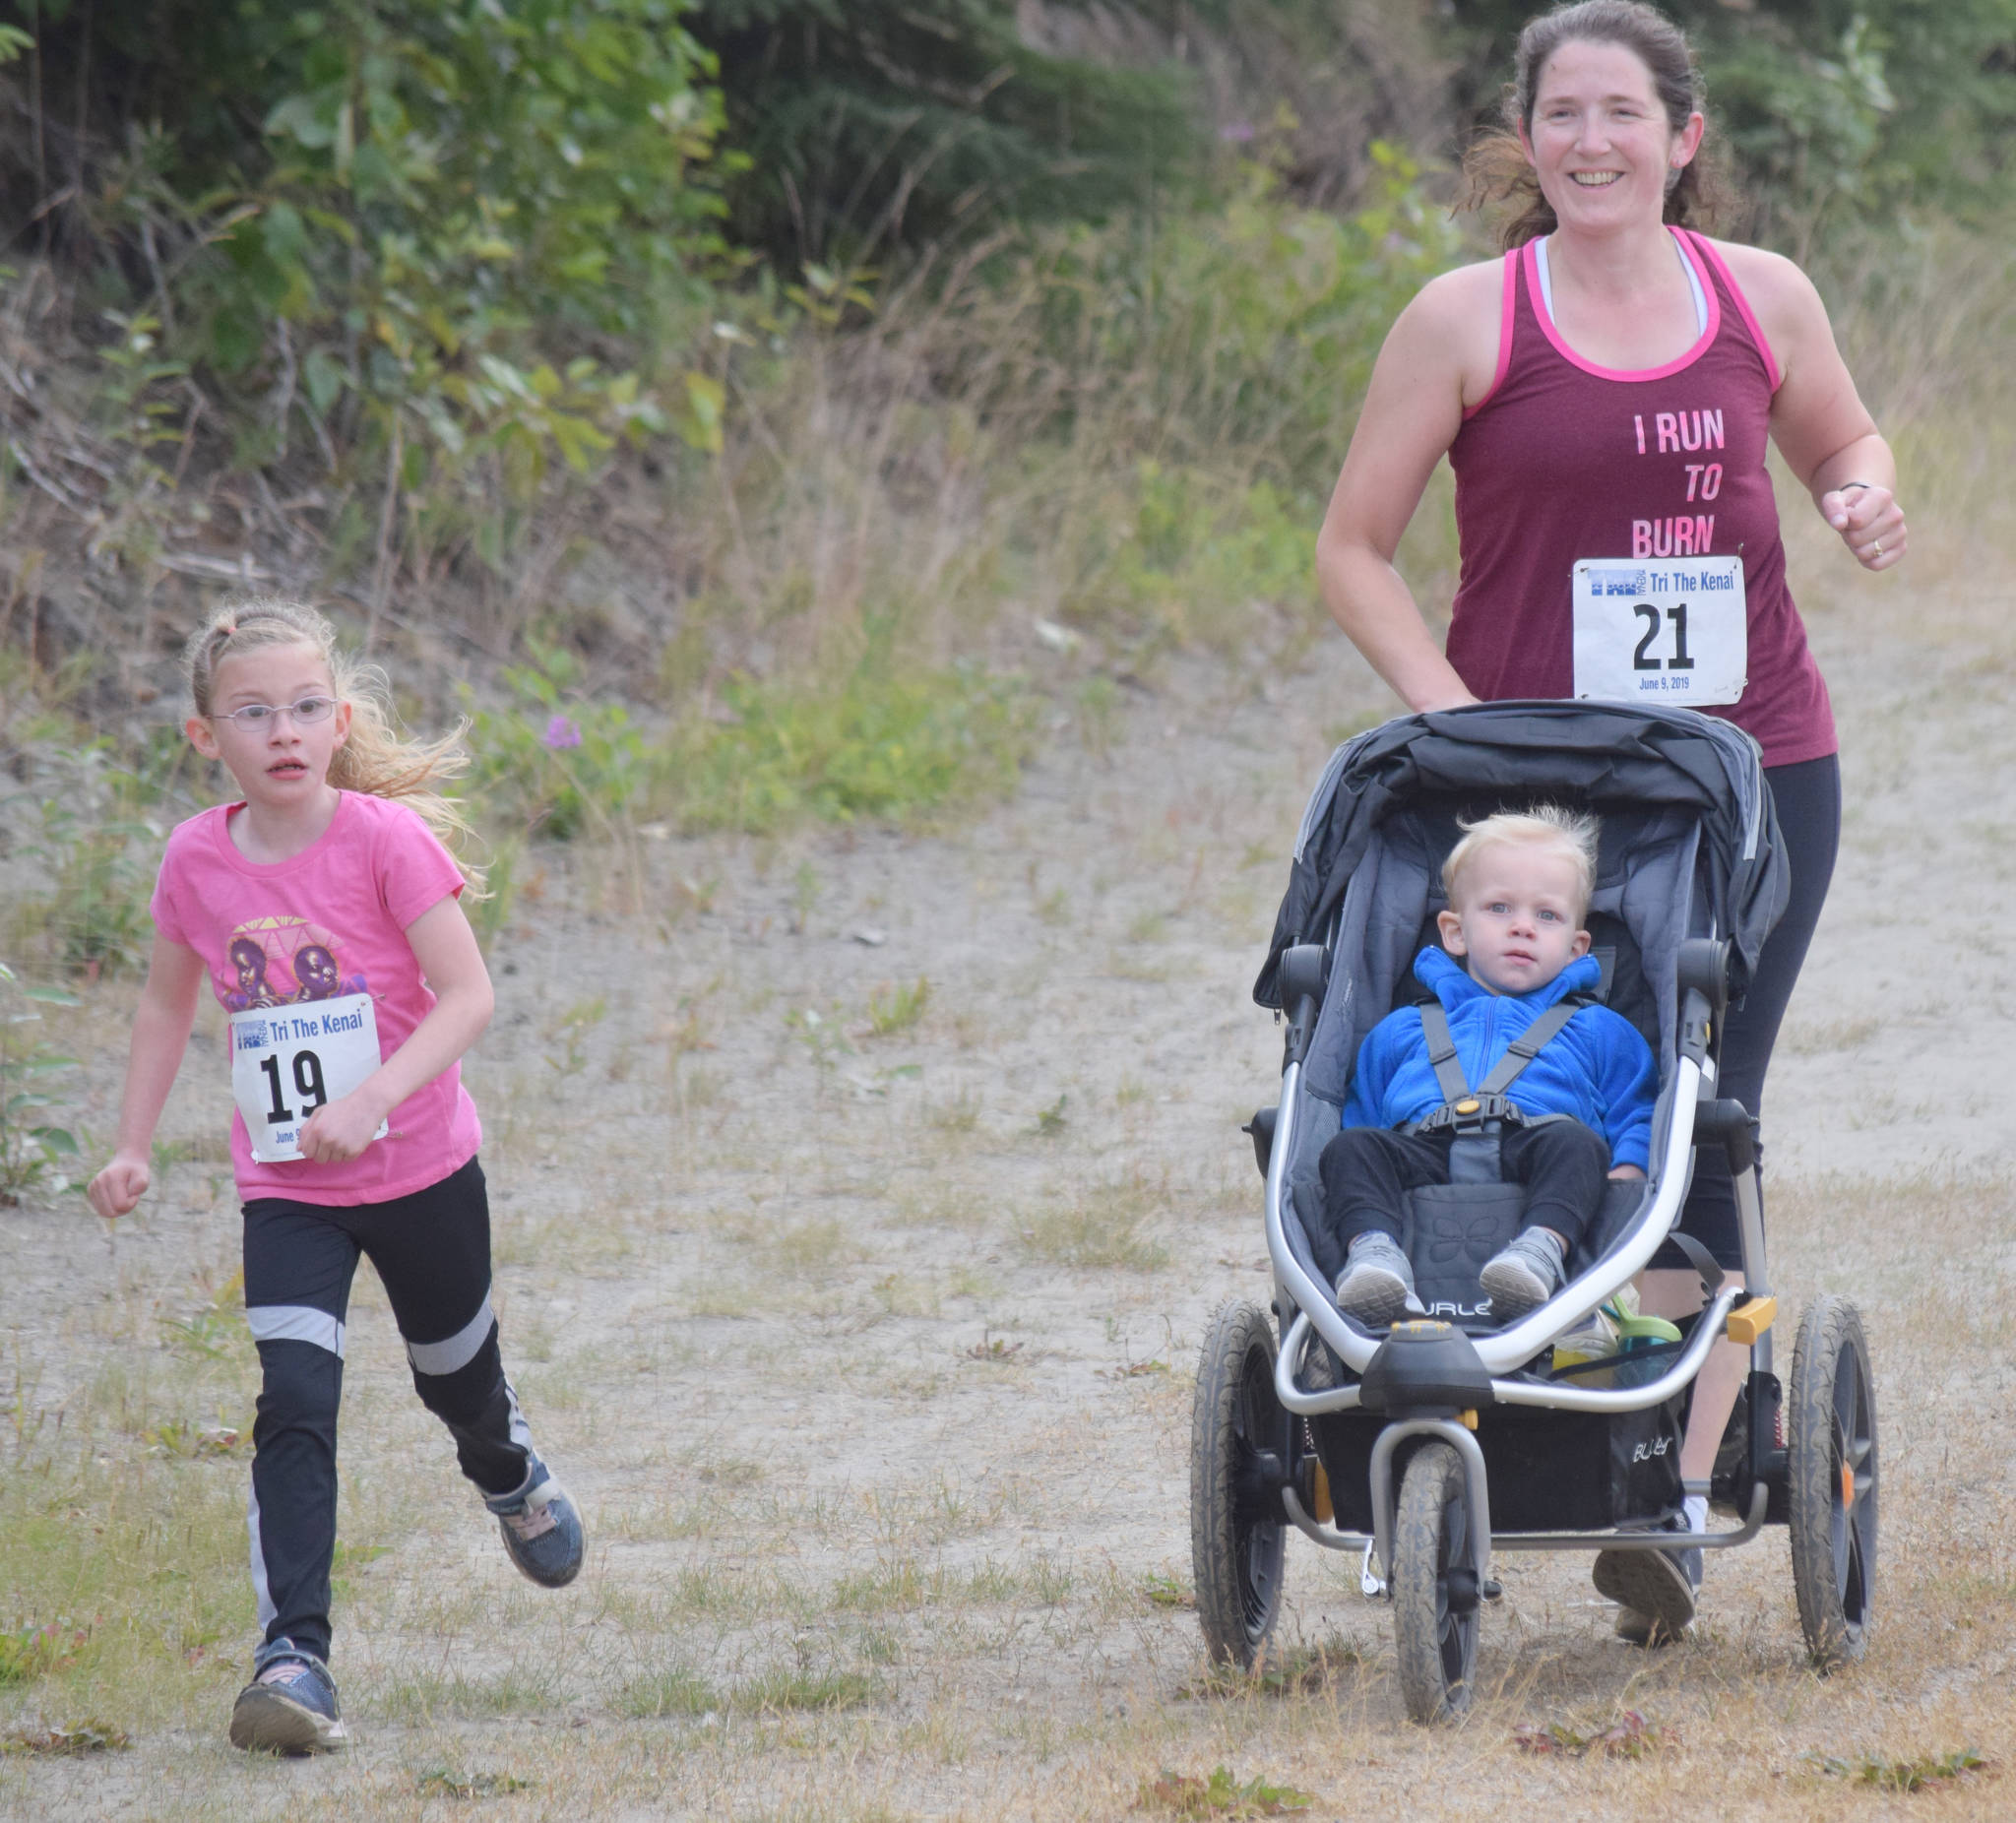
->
[1255, 703, 1789, 1018]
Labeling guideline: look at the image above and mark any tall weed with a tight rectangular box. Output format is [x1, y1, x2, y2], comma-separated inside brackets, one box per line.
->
[4, 744, 167, 980]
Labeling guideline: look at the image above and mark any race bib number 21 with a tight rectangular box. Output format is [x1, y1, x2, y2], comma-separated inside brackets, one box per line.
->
[1571, 555, 1747, 707]
[229, 992, 388, 1163]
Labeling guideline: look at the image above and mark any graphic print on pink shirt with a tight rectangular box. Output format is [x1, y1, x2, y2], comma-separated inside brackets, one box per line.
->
[220, 915, 370, 1011]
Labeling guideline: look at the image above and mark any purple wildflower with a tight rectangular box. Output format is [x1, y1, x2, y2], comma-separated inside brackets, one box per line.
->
[1219, 120, 1256, 144]
[542, 714, 584, 751]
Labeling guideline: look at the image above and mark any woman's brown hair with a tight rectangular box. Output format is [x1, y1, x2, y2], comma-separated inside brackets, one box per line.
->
[1461, 0, 1739, 251]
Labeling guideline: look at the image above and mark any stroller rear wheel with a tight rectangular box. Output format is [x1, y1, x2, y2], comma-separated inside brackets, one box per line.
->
[1392, 1440, 1480, 1723]
[1189, 1298, 1288, 1667]
[1789, 1294, 1877, 1668]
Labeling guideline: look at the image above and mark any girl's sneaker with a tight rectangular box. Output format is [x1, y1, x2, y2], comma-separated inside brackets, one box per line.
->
[1334, 1231, 1419, 1325]
[485, 1455, 586, 1587]
[229, 1650, 348, 1754]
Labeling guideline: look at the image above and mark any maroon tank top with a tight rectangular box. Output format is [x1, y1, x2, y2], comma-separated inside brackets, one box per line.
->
[1445, 228, 1836, 768]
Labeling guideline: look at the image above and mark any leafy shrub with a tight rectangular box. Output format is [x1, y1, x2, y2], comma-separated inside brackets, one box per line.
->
[0, 965, 84, 1208]
[1073, 470, 1319, 656]
[466, 646, 653, 842]
[6, 746, 163, 981]
[688, 0, 1200, 263]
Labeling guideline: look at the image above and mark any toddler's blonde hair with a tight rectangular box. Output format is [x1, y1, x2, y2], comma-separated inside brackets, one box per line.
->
[1442, 804, 1599, 921]
[182, 598, 484, 894]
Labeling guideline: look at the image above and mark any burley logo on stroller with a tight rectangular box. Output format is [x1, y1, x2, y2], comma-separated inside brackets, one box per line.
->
[1190, 703, 1879, 1724]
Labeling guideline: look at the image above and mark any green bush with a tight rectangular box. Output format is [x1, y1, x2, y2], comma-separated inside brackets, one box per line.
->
[6, 746, 164, 982]
[956, 147, 1457, 480]
[0, 964, 84, 1208]
[466, 646, 653, 842]
[199, 1, 735, 485]
[687, 0, 1203, 263]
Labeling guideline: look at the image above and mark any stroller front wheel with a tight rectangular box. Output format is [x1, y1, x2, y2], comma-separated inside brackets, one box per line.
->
[1789, 1293, 1878, 1668]
[1393, 1440, 1480, 1723]
[1189, 1297, 1289, 1667]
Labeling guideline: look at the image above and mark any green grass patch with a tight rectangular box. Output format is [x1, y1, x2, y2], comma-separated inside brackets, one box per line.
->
[865, 977, 930, 1037]
[738, 1667, 880, 1714]
[1018, 1173, 1170, 1272]
[1806, 1747, 1989, 1792]
[617, 1665, 880, 1720]
[1140, 1765, 1315, 1817]
[0, 1450, 251, 1724]
[617, 1666, 719, 1719]
[671, 666, 1034, 834]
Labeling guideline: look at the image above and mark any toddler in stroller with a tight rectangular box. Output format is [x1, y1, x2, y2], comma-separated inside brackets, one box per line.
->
[1193, 704, 1879, 1723]
[1316, 807, 1658, 1328]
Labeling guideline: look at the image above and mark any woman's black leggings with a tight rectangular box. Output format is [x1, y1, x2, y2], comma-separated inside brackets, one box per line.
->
[1658, 753, 1842, 1270]
[240, 1157, 537, 1666]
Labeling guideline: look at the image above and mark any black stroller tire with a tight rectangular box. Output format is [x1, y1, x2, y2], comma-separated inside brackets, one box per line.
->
[1189, 1298, 1288, 1667]
[1788, 1294, 1878, 1669]
[1392, 1440, 1480, 1723]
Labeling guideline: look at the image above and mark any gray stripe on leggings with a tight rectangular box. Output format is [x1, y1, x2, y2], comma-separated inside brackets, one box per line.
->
[246, 1304, 346, 1357]
[248, 1480, 277, 1631]
[405, 1296, 495, 1377]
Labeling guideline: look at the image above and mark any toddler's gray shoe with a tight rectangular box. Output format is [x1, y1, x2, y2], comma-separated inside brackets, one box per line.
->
[1480, 1227, 1566, 1322]
[485, 1456, 586, 1588]
[1334, 1231, 1418, 1326]
[229, 1647, 348, 1754]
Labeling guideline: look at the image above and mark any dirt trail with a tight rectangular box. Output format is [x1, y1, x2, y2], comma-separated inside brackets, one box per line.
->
[7, 547, 2016, 1820]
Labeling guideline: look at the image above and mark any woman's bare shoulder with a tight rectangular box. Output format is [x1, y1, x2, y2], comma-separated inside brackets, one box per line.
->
[1694, 234, 1832, 364]
[1409, 254, 1511, 325]
[1388, 255, 1509, 394]
[1695, 236, 1824, 314]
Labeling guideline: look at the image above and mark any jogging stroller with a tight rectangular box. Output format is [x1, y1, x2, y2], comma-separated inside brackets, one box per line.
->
[1190, 702, 1878, 1721]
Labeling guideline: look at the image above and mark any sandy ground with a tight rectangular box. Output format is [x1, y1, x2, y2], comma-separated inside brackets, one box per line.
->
[3, 531, 2015, 1821]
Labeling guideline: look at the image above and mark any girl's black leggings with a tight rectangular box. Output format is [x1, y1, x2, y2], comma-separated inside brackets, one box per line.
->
[240, 1156, 536, 1666]
[1660, 753, 1842, 1270]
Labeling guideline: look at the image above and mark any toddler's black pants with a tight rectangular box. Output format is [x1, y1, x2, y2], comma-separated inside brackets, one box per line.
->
[1312, 1119, 1612, 1288]
[240, 1156, 535, 1666]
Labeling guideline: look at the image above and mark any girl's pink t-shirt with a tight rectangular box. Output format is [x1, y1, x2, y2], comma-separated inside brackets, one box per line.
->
[150, 790, 482, 1206]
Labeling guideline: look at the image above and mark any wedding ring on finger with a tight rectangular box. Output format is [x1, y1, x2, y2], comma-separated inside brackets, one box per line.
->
[1871, 538, 1883, 558]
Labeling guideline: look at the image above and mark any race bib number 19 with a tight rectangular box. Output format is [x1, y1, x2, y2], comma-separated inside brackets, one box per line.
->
[1572, 555, 1747, 707]
[229, 992, 388, 1163]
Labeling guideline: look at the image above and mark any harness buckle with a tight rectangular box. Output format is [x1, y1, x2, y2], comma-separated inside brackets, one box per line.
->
[1416, 1092, 1524, 1137]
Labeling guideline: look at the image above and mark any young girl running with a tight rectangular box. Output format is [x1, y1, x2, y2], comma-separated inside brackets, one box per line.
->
[88, 598, 585, 1755]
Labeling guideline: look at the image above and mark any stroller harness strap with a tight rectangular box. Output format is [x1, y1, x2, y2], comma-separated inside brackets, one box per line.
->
[1412, 997, 1586, 1136]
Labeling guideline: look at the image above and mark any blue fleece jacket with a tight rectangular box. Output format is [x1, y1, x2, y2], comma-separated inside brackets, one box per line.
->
[1342, 948, 1659, 1170]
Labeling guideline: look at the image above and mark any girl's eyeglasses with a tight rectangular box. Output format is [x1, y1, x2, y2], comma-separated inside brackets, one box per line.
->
[217, 695, 340, 730]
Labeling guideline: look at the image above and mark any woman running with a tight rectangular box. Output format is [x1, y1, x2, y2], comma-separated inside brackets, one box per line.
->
[1315, 0, 1906, 1645]
[88, 599, 585, 1754]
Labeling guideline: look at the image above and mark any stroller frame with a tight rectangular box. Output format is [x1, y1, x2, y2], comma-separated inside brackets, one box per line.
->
[1191, 704, 1877, 1722]
[1264, 939, 1766, 1578]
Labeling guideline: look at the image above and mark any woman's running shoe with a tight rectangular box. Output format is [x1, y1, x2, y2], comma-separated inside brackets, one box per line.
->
[1593, 1532, 1700, 1646]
